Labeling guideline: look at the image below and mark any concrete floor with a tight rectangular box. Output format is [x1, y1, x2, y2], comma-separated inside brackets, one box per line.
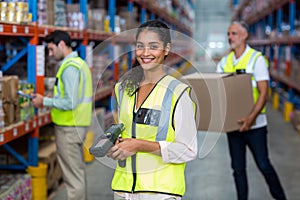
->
[49, 104, 300, 200]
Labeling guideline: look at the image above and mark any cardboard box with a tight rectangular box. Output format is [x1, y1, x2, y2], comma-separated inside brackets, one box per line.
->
[182, 73, 254, 132]
[3, 102, 14, 126]
[46, 0, 54, 25]
[0, 76, 18, 103]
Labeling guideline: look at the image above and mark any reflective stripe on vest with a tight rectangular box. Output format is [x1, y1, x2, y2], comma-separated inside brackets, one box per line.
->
[112, 75, 195, 196]
[51, 56, 92, 126]
[223, 48, 266, 113]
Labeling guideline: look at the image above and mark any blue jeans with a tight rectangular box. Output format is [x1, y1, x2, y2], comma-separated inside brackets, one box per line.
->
[227, 126, 286, 200]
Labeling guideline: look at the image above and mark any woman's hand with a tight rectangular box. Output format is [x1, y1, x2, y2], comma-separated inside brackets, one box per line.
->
[107, 138, 138, 161]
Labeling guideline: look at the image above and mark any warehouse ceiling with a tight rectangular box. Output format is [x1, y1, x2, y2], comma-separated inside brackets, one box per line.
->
[194, 0, 231, 59]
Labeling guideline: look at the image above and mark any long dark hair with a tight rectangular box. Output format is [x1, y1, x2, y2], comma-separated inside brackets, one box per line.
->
[120, 19, 171, 96]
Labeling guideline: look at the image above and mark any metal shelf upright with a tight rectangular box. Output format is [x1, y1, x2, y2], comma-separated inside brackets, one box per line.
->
[0, 0, 104, 171]
[0, 0, 40, 170]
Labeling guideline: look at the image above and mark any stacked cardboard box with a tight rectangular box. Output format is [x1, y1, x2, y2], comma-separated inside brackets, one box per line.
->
[0, 100, 5, 129]
[92, 54, 112, 90]
[38, 0, 47, 25]
[46, 0, 54, 25]
[295, 17, 300, 36]
[88, 8, 106, 31]
[0, 76, 19, 126]
[66, 3, 84, 30]
[291, 54, 300, 87]
[118, 6, 138, 30]
[0, 72, 4, 129]
[54, 0, 67, 27]
[46, 0, 67, 27]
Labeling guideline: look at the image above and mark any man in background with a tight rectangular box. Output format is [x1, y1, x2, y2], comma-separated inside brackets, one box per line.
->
[32, 30, 92, 200]
[217, 21, 286, 200]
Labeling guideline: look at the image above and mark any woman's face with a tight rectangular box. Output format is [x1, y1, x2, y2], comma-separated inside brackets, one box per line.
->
[135, 30, 170, 72]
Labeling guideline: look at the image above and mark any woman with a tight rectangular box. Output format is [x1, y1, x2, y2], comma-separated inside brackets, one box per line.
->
[107, 19, 198, 200]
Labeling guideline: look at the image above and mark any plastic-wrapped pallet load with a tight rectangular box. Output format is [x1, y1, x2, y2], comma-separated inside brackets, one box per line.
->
[0, 174, 32, 200]
[18, 81, 35, 121]
[46, 0, 67, 27]
[0, 1, 31, 23]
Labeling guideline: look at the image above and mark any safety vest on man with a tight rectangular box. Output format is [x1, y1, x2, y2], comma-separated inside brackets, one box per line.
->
[112, 75, 195, 196]
[221, 47, 267, 113]
[51, 56, 92, 126]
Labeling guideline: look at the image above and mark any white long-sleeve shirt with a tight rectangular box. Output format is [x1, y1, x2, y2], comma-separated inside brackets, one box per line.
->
[159, 91, 198, 163]
[115, 90, 198, 199]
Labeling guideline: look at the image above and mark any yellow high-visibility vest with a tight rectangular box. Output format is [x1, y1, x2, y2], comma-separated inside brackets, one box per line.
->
[112, 75, 195, 196]
[222, 48, 267, 113]
[51, 56, 92, 126]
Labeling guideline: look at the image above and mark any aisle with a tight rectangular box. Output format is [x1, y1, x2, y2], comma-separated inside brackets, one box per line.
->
[49, 104, 300, 200]
[184, 104, 300, 200]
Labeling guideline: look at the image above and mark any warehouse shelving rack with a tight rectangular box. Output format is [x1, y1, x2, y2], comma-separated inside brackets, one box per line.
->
[107, 0, 195, 80]
[231, 0, 300, 121]
[0, 0, 195, 171]
[132, 0, 193, 36]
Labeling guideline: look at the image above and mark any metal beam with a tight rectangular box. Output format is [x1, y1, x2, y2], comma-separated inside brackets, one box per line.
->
[2, 144, 29, 167]
[2, 47, 27, 72]
[109, 0, 116, 32]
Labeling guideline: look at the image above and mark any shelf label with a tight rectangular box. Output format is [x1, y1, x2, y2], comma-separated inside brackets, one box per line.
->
[44, 29, 48, 35]
[38, 118, 42, 126]
[274, 45, 279, 59]
[265, 46, 270, 58]
[285, 46, 291, 61]
[0, 25, 3, 32]
[44, 116, 48, 123]
[36, 45, 45, 76]
[25, 26, 29, 34]
[13, 128, 17, 137]
[12, 25, 17, 33]
[25, 123, 29, 131]
[0, 134, 3, 142]
[86, 45, 93, 68]
[33, 121, 37, 128]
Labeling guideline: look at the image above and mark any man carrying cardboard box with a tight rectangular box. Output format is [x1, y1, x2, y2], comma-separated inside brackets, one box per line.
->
[217, 21, 286, 200]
